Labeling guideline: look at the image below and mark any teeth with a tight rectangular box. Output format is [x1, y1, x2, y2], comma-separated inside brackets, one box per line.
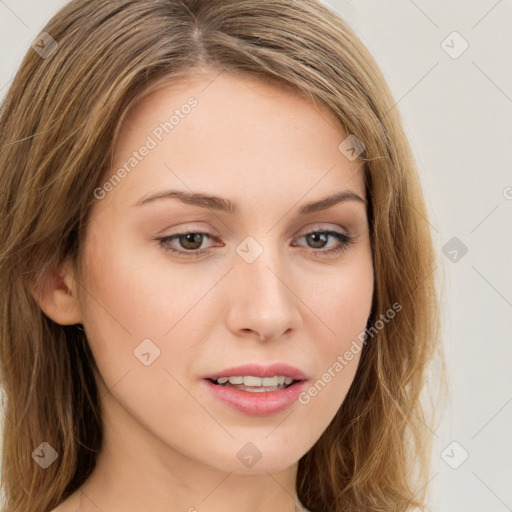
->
[243, 376, 262, 386]
[214, 375, 296, 387]
[243, 386, 278, 393]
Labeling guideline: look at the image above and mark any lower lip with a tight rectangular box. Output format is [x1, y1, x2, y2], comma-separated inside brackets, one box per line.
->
[203, 379, 307, 416]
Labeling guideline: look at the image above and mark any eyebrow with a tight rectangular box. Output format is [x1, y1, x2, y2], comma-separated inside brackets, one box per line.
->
[134, 189, 367, 214]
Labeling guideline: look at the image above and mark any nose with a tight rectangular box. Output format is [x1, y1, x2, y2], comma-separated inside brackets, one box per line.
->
[225, 244, 302, 342]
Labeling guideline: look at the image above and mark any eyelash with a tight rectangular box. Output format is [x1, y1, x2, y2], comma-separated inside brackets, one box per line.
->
[156, 228, 355, 258]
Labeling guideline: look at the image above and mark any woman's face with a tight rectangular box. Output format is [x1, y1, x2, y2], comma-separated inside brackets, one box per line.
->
[76, 70, 374, 475]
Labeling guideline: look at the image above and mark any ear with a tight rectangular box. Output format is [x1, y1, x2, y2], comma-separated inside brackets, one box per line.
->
[29, 259, 83, 325]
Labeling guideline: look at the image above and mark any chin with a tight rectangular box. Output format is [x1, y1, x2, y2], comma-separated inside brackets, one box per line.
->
[202, 437, 311, 475]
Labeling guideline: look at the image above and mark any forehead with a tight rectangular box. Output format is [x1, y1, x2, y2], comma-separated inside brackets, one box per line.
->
[123, 71, 342, 144]
[98, 71, 365, 214]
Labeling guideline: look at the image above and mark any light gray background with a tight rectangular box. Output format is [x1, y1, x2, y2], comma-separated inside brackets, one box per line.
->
[1, 1, 511, 511]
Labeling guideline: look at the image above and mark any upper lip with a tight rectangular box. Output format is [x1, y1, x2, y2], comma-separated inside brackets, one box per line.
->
[204, 363, 307, 381]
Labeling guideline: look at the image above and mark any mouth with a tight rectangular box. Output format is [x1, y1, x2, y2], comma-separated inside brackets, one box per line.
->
[202, 363, 308, 416]
[207, 375, 300, 393]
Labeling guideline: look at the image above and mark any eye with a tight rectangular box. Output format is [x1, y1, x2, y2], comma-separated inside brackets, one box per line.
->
[157, 230, 219, 258]
[292, 229, 355, 256]
[156, 228, 355, 258]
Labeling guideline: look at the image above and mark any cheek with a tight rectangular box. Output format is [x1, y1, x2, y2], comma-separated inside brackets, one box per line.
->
[80, 225, 210, 339]
[298, 253, 373, 403]
[306, 253, 374, 347]
[296, 287, 369, 424]
[76, 228, 203, 386]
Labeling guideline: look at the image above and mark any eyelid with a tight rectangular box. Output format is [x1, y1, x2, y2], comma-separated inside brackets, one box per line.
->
[294, 222, 350, 238]
[157, 222, 350, 242]
[155, 221, 222, 238]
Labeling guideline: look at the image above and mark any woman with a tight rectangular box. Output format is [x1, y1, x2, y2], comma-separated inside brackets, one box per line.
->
[0, 1, 442, 511]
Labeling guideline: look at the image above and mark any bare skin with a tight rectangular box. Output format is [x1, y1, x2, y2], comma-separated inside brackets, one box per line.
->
[38, 69, 374, 512]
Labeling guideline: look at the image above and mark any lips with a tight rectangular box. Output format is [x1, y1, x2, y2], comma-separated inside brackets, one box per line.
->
[203, 363, 307, 381]
[202, 363, 308, 416]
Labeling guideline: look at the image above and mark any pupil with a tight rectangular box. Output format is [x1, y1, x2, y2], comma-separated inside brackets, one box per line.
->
[308, 232, 327, 249]
[181, 233, 203, 250]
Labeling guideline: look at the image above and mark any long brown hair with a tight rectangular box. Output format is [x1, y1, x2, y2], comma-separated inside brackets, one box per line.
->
[0, 1, 443, 510]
